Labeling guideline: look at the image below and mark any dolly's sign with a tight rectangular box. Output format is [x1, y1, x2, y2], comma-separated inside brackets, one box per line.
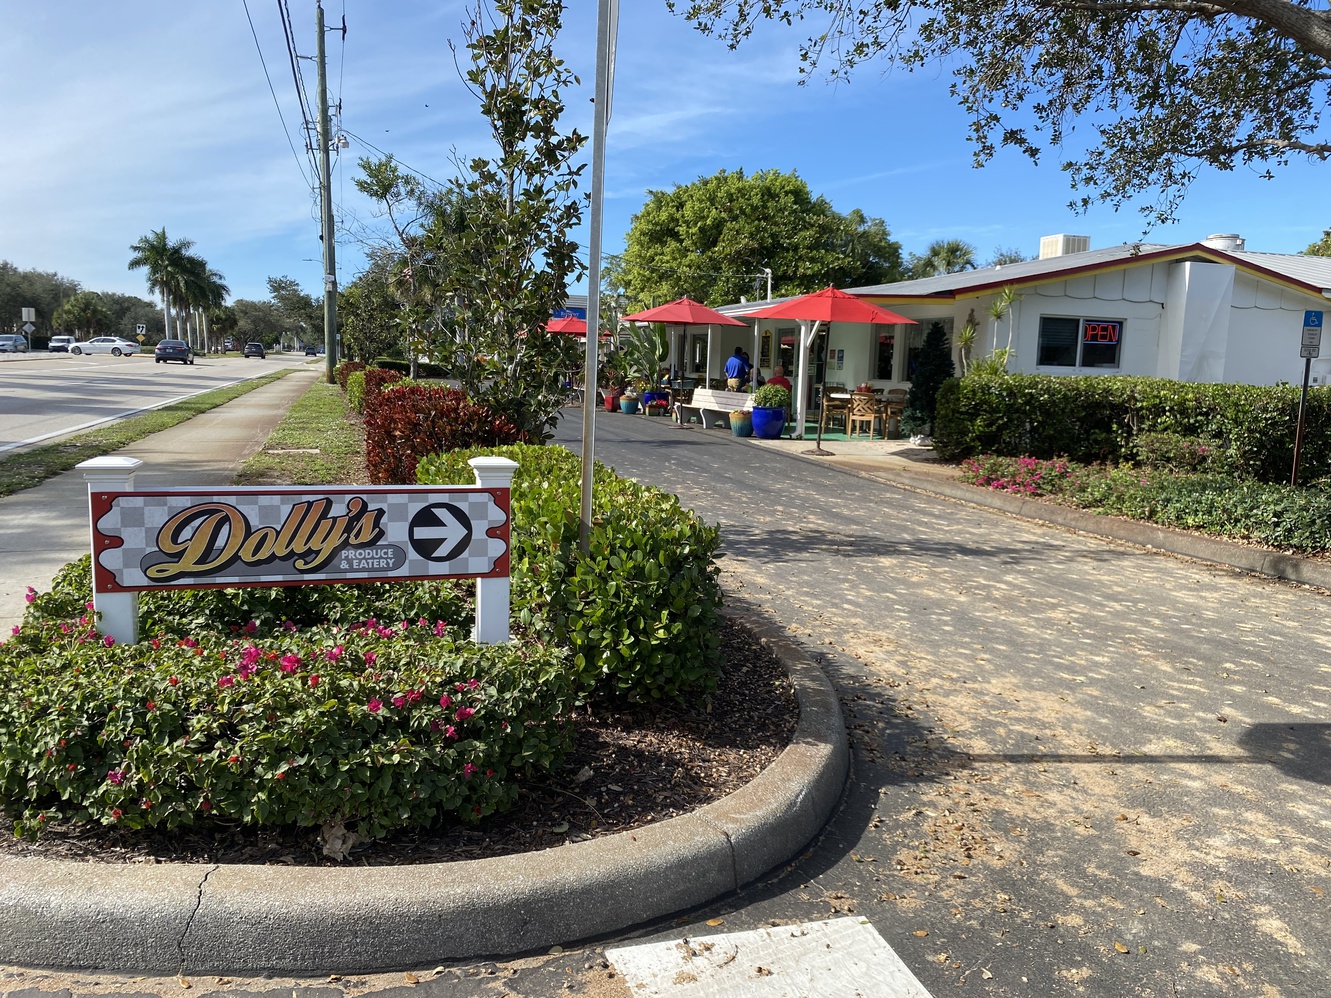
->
[89, 485, 510, 593]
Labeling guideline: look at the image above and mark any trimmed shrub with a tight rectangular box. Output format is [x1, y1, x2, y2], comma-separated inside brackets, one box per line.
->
[752, 383, 790, 409]
[933, 374, 1331, 483]
[364, 385, 526, 485]
[346, 370, 367, 414]
[416, 444, 724, 702]
[362, 368, 403, 418]
[335, 361, 366, 392]
[2, 598, 578, 839]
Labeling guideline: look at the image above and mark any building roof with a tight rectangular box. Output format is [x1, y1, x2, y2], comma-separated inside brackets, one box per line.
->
[717, 242, 1331, 315]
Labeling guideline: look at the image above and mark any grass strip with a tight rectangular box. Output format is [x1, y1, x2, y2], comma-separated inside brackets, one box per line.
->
[233, 380, 364, 485]
[0, 369, 295, 499]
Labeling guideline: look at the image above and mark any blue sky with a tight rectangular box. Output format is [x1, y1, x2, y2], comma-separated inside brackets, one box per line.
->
[0, 2, 1324, 306]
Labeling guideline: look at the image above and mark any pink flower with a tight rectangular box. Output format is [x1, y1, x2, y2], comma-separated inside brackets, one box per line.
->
[218, 675, 235, 688]
[439, 694, 452, 709]
[364, 651, 377, 667]
[466, 678, 479, 690]
[10, 626, 18, 636]
[392, 695, 407, 709]
[284, 620, 298, 632]
[236, 663, 257, 681]
[455, 707, 475, 722]
[145, 701, 155, 711]
[279, 654, 301, 674]
[168, 676, 178, 686]
[309, 674, 320, 688]
[445, 726, 457, 740]
[24, 587, 36, 604]
[433, 620, 447, 637]
[406, 689, 422, 704]
[85, 601, 94, 611]
[242, 620, 258, 634]
[103, 635, 115, 648]
[107, 769, 125, 786]
[367, 698, 382, 713]
[150, 638, 161, 650]
[325, 645, 343, 663]
[111, 808, 122, 820]
[462, 763, 478, 779]
[241, 646, 262, 667]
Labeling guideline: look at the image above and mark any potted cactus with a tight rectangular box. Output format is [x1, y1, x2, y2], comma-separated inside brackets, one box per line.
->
[750, 383, 790, 439]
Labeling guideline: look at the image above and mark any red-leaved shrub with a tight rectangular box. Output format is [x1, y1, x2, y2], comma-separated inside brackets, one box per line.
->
[364, 385, 528, 484]
[362, 368, 403, 418]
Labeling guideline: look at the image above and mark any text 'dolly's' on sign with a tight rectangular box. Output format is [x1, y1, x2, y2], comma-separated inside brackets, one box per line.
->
[89, 485, 511, 593]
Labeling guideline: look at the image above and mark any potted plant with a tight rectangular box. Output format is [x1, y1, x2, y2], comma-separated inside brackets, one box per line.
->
[750, 383, 790, 439]
[619, 388, 640, 414]
[645, 398, 671, 417]
[598, 363, 624, 412]
[730, 408, 753, 437]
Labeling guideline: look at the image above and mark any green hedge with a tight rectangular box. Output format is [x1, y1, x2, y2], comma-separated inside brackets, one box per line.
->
[934, 374, 1331, 482]
[416, 444, 724, 701]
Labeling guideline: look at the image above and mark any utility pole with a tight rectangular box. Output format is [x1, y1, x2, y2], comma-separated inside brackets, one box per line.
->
[315, 1, 338, 383]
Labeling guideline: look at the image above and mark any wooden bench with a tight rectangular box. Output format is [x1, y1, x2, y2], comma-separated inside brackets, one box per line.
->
[675, 388, 753, 429]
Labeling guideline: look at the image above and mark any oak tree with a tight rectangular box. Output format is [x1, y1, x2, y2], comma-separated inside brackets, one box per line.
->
[671, 0, 1331, 225]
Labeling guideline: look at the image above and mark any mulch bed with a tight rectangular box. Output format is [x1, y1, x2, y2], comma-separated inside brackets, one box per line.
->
[0, 619, 798, 867]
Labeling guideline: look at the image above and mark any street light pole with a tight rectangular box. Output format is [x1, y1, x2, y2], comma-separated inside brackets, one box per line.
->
[315, 1, 338, 383]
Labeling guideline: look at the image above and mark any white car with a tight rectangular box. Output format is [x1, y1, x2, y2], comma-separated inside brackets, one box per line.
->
[70, 336, 140, 357]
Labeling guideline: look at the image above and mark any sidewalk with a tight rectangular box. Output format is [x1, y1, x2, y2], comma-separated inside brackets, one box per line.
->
[0, 369, 322, 634]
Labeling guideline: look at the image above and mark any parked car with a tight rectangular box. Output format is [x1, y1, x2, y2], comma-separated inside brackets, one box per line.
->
[70, 336, 140, 357]
[48, 335, 75, 353]
[0, 335, 29, 353]
[243, 342, 267, 359]
[154, 339, 194, 365]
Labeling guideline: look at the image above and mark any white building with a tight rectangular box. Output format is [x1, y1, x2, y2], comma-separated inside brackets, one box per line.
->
[684, 236, 1331, 433]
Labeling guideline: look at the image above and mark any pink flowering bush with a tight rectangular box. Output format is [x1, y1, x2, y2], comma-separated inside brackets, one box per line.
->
[959, 454, 1077, 497]
[0, 594, 576, 840]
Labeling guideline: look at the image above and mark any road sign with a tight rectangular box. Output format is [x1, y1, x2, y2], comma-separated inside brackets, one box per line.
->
[136, 333, 145, 343]
[21, 308, 34, 322]
[136, 323, 146, 335]
[1302, 312, 1323, 358]
[21, 322, 35, 336]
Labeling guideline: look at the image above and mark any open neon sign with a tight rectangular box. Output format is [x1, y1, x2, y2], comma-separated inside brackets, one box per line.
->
[1083, 321, 1121, 344]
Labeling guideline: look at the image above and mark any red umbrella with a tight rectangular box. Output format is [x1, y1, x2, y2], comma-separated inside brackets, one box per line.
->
[744, 286, 915, 325]
[620, 297, 747, 327]
[746, 287, 917, 455]
[545, 315, 587, 335]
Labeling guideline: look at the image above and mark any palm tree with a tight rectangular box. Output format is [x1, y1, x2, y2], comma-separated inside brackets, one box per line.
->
[128, 229, 195, 339]
[925, 239, 978, 276]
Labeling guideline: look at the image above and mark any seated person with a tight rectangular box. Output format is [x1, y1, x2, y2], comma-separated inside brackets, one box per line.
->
[766, 365, 792, 391]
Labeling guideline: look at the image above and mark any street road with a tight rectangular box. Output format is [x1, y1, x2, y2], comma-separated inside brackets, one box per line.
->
[0, 351, 315, 453]
[543, 412, 1331, 997]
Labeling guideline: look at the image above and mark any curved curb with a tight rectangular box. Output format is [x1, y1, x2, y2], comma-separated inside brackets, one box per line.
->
[0, 609, 848, 975]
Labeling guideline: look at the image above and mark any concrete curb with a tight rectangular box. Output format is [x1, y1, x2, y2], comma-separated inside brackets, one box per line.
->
[815, 459, 1331, 592]
[0, 609, 848, 975]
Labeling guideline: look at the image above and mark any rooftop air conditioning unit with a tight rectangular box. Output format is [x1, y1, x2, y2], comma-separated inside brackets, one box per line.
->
[1039, 234, 1091, 259]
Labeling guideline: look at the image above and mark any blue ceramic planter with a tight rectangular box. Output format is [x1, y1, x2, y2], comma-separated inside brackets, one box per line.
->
[751, 405, 785, 439]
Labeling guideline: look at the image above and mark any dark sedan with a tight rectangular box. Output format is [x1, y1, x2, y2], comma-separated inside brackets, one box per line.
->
[154, 339, 194, 365]
[243, 342, 267, 359]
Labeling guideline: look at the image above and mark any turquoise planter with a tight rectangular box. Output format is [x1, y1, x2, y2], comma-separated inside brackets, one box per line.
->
[751, 406, 785, 439]
[731, 414, 753, 437]
[619, 396, 640, 414]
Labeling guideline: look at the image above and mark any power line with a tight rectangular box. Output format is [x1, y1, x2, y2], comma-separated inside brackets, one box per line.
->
[277, 0, 321, 182]
[340, 128, 451, 189]
[240, 0, 312, 189]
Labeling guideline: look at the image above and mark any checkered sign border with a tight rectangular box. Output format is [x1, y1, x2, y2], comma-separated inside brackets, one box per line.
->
[89, 485, 510, 594]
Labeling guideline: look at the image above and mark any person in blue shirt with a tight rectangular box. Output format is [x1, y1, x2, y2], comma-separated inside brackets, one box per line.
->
[724, 347, 749, 390]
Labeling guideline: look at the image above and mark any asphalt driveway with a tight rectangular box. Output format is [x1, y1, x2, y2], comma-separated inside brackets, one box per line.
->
[552, 412, 1331, 997]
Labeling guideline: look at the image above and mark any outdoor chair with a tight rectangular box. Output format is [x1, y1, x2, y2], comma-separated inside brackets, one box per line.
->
[879, 388, 908, 438]
[848, 392, 880, 438]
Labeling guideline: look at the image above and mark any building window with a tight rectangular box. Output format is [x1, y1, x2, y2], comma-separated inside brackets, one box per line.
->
[1038, 316, 1122, 369]
[875, 329, 896, 379]
[906, 319, 951, 381]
